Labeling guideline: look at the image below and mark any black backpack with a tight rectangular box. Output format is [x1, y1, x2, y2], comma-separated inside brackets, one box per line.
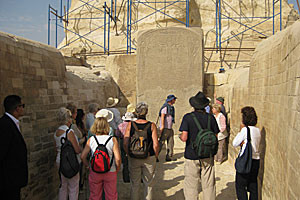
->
[128, 122, 152, 159]
[59, 127, 80, 178]
[191, 113, 218, 159]
[90, 135, 114, 173]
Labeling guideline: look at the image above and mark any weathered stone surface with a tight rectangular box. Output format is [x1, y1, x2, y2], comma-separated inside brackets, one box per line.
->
[136, 27, 203, 129]
[106, 55, 137, 105]
[228, 21, 300, 199]
[0, 31, 121, 199]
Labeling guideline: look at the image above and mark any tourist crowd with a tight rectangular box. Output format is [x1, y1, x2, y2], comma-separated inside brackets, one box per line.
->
[0, 93, 261, 200]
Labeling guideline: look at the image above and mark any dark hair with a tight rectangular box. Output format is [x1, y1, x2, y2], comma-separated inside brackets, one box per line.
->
[76, 109, 85, 129]
[241, 106, 257, 126]
[4, 95, 22, 113]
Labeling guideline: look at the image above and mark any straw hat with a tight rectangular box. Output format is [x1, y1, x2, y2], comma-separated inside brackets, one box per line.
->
[106, 97, 119, 108]
[126, 104, 135, 113]
[95, 109, 114, 122]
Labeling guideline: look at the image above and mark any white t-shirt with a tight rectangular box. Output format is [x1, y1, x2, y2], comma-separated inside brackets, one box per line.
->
[159, 107, 173, 129]
[233, 126, 261, 159]
[89, 135, 116, 172]
[54, 125, 80, 165]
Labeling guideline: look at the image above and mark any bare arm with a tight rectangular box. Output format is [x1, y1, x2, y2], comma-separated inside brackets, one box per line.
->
[67, 130, 82, 154]
[123, 121, 132, 155]
[151, 123, 159, 157]
[160, 113, 165, 133]
[80, 138, 91, 167]
[180, 131, 188, 142]
[112, 137, 121, 172]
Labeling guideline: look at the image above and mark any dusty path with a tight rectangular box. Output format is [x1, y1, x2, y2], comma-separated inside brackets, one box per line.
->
[117, 136, 237, 200]
[79, 136, 237, 199]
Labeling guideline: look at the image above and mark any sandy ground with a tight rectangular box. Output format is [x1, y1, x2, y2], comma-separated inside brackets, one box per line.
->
[80, 136, 237, 200]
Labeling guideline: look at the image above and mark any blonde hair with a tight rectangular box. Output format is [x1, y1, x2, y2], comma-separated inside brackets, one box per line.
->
[212, 104, 221, 113]
[57, 107, 72, 125]
[90, 117, 110, 135]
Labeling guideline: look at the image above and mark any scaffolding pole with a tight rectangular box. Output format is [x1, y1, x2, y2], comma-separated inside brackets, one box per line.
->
[48, 0, 189, 54]
[48, 4, 51, 45]
[215, 0, 282, 47]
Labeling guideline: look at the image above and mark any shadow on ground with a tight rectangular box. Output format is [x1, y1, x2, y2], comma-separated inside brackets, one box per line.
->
[216, 181, 237, 200]
[117, 149, 185, 200]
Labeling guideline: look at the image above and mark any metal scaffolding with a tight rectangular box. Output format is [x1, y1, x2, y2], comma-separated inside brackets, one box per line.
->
[48, 0, 113, 53]
[47, 0, 189, 55]
[126, 0, 189, 54]
[215, 0, 282, 50]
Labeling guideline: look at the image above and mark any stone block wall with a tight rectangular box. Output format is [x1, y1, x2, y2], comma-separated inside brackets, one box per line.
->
[0, 32, 66, 199]
[0, 32, 121, 199]
[228, 21, 300, 199]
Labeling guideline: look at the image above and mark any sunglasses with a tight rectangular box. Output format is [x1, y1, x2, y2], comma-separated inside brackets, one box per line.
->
[18, 104, 25, 108]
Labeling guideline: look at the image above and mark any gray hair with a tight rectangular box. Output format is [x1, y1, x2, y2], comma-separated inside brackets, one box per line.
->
[88, 103, 99, 113]
[135, 102, 148, 117]
[57, 107, 72, 125]
[66, 103, 77, 114]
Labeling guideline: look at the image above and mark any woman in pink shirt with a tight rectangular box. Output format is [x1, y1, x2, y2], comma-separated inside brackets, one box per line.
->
[212, 104, 228, 164]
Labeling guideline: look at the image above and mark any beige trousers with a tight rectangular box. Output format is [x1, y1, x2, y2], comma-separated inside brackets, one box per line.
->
[184, 158, 216, 200]
[215, 139, 226, 162]
[128, 156, 156, 200]
[160, 128, 174, 157]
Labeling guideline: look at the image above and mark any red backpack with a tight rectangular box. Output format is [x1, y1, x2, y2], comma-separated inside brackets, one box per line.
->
[90, 135, 114, 173]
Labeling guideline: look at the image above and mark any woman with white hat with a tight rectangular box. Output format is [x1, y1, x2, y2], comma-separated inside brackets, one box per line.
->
[81, 117, 121, 200]
[87, 109, 114, 139]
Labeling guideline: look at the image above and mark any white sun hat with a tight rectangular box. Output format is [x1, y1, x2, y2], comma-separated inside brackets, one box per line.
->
[122, 112, 137, 121]
[95, 109, 114, 122]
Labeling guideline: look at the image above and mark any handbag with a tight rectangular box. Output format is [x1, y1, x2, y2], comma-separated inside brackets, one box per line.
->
[235, 126, 252, 174]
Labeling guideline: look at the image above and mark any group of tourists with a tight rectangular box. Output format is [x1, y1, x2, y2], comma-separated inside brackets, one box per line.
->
[0, 93, 261, 200]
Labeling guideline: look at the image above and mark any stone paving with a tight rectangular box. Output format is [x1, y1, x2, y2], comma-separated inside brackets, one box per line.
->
[80, 136, 237, 200]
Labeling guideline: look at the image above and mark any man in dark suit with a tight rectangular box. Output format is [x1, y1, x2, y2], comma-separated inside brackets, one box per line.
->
[0, 95, 28, 200]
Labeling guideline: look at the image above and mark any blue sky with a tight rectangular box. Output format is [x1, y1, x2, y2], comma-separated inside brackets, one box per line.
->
[0, 0, 66, 46]
[0, 0, 299, 47]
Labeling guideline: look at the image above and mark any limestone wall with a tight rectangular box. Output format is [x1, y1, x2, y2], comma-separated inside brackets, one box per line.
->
[228, 21, 300, 199]
[0, 31, 66, 199]
[0, 32, 121, 199]
[136, 27, 203, 130]
[105, 54, 137, 105]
